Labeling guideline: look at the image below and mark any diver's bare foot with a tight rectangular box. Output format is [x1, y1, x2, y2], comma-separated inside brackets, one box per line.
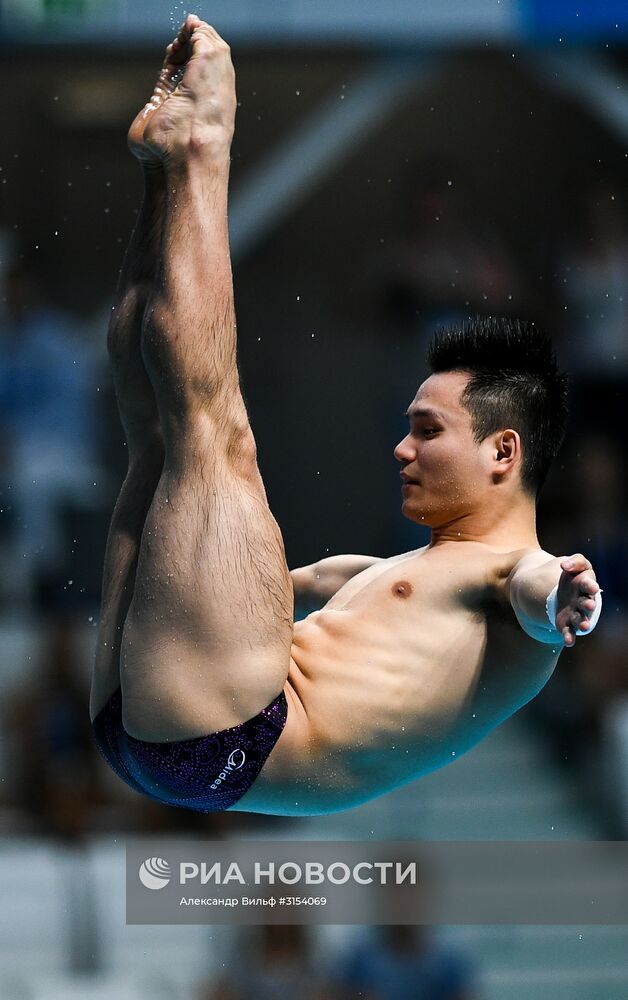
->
[127, 19, 194, 168]
[141, 15, 236, 166]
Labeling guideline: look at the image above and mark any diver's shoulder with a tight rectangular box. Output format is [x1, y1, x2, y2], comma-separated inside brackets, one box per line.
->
[431, 540, 549, 589]
[479, 544, 560, 606]
[384, 540, 551, 580]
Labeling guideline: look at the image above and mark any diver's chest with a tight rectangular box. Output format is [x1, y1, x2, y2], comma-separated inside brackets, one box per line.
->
[326, 555, 477, 621]
[308, 568, 479, 661]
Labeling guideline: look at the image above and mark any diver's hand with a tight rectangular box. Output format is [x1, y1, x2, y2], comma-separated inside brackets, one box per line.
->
[555, 554, 600, 647]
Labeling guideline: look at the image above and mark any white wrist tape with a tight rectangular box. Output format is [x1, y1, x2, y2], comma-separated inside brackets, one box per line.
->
[546, 585, 602, 636]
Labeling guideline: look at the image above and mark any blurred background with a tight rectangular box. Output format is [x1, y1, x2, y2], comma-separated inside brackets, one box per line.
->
[1, 0, 628, 996]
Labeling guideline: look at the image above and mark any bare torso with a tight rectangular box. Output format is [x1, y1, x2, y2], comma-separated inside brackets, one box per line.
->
[234, 541, 561, 815]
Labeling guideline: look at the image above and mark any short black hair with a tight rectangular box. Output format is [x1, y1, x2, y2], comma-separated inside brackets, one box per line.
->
[427, 316, 568, 495]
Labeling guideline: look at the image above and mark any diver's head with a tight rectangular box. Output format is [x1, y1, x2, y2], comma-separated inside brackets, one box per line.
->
[394, 316, 568, 530]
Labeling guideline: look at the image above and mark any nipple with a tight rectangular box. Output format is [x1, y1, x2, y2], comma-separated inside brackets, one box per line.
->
[392, 580, 413, 598]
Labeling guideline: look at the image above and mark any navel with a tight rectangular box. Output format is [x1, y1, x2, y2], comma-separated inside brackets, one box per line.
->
[392, 580, 413, 598]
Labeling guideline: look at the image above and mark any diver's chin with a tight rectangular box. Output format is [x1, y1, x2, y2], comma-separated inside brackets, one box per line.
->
[401, 498, 433, 527]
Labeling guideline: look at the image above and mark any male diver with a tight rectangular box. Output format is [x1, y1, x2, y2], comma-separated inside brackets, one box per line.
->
[91, 16, 601, 815]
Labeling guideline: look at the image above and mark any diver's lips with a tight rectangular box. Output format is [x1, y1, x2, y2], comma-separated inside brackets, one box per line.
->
[401, 480, 420, 491]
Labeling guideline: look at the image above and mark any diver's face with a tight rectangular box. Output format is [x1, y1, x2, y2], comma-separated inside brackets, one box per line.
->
[394, 371, 491, 528]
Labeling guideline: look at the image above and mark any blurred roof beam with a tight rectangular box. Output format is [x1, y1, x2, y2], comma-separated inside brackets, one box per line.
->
[229, 55, 438, 262]
[527, 51, 628, 141]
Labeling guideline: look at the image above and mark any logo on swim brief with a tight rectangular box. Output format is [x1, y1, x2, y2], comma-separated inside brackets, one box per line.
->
[210, 748, 246, 790]
[139, 857, 171, 890]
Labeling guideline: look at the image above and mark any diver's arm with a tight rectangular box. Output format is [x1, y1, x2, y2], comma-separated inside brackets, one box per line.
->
[291, 554, 383, 613]
[506, 551, 601, 646]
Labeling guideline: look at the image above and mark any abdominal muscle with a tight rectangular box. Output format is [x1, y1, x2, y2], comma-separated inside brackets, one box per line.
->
[235, 544, 556, 816]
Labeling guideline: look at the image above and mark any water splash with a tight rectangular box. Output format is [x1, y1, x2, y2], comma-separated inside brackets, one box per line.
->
[169, 1, 189, 32]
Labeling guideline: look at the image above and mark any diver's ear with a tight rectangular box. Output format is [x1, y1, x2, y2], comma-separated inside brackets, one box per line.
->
[492, 429, 521, 481]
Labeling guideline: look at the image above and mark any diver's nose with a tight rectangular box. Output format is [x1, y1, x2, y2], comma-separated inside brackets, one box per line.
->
[394, 433, 415, 464]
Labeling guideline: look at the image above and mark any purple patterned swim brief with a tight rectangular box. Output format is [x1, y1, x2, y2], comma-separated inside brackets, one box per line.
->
[91, 686, 287, 812]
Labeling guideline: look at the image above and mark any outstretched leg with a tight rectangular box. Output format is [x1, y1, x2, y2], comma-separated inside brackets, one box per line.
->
[90, 36, 186, 720]
[89, 188, 165, 719]
[118, 17, 294, 745]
